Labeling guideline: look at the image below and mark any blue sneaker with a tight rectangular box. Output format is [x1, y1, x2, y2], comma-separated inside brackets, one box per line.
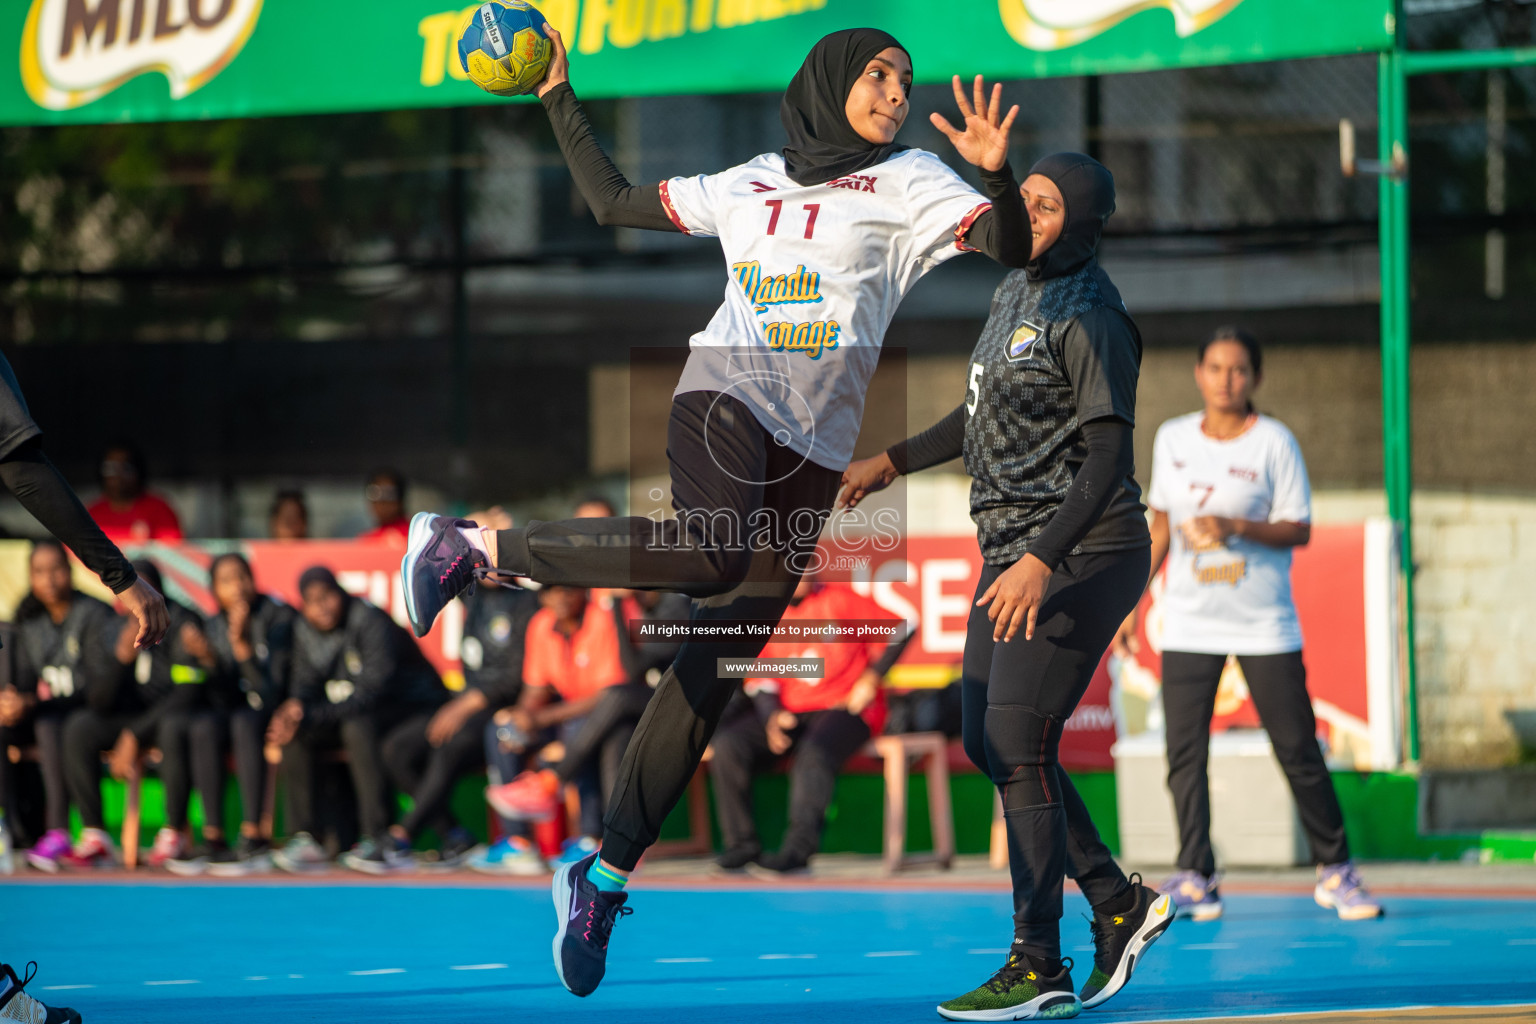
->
[551, 836, 601, 869]
[1156, 869, 1223, 921]
[470, 836, 548, 877]
[401, 513, 489, 638]
[551, 851, 632, 997]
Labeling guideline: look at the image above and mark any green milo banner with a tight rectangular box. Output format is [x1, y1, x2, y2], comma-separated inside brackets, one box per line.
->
[2, 0, 1394, 126]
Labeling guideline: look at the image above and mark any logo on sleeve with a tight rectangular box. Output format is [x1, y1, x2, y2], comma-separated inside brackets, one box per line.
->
[1006, 320, 1044, 362]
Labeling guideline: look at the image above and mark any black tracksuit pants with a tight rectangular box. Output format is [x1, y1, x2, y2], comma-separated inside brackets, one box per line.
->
[0, 701, 74, 842]
[61, 708, 135, 831]
[709, 707, 871, 859]
[282, 707, 414, 841]
[552, 682, 654, 789]
[153, 709, 226, 833]
[382, 707, 491, 839]
[1161, 649, 1349, 875]
[962, 548, 1148, 963]
[229, 707, 270, 829]
[492, 391, 841, 871]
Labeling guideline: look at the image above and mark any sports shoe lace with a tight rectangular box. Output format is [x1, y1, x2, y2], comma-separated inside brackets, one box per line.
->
[1, 962, 38, 1003]
[582, 898, 634, 950]
[1333, 863, 1367, 899]
[981, 954, 1070, 995]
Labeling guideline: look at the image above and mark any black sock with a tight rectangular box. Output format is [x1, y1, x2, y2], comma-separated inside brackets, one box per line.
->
[1096, 879, 1140, 917]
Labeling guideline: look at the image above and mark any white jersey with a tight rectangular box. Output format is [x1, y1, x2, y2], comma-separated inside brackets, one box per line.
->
[661, 149, 991, 470]
[1147, 412, 1312, 655]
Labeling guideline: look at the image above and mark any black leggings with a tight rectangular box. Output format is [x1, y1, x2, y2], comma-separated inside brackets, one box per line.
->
[229, 707, 270, 829]
[1, 702, 72, 837]
[62, 708, 134, 831]
[154, 709, 226, 833]
[553, 683, 654, 788]
[281, 710, 411, 841]
[1161, 650, 1349, 874]
[709, 707, 871, 858]
[382, 708, 490, 839]
[494, 391, 841, 870]
[962, 547, 1149, 963]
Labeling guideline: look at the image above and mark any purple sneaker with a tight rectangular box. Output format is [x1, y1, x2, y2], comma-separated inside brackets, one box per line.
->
[1315, 861, 1382, 920]
[401, 513, 489, 638]
[1157, 869, 1223, 921]
[551, 852, 632, 997]
[25, 828, 72, 874]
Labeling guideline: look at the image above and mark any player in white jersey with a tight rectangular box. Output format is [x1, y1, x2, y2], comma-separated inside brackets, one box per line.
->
[1115, 327, 1382, 922]
[399, 27, 1035, 997]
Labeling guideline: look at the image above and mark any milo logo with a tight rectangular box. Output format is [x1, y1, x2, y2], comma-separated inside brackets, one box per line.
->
[20, 0, 264, 111]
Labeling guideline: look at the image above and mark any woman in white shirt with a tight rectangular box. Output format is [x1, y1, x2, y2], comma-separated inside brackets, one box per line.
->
[1117, 327, 1381, 922]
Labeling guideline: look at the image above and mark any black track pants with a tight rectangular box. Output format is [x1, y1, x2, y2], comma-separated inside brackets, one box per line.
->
[493, 391, 841, 870]
[961, 547, 1149, 962]
[61, 708, 134, 831]
[154, 709, 226, 833]
[229, 707, 270, 829]
[1161, 649, 1349, 874]
[383, 708, 491, 839]
[709, 707, 870, 858]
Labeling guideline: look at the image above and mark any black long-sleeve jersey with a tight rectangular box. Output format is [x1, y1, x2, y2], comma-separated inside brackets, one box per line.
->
[11, 593, 128, 714]
[290, 598, 447, 729]
[460, 585, 540, 709]
[206, 594, 294, 714]
[123, 599, 212, 743]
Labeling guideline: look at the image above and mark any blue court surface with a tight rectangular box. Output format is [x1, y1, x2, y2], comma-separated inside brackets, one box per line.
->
[5, 878, 1536, 1023]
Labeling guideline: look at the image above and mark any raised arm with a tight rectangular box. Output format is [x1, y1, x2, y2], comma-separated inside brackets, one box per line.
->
[534, 26, 676, 232]
[930, 76, 1031, 268]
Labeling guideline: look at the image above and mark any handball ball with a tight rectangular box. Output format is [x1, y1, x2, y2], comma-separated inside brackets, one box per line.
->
[456, 1, 553, 97]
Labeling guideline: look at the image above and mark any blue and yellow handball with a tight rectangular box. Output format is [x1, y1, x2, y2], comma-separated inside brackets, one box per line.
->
[456, 1, 553, 97]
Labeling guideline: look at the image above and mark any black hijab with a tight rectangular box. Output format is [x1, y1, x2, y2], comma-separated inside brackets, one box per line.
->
[1025, 152, 1116, 281]
[780, 28, 910, 187]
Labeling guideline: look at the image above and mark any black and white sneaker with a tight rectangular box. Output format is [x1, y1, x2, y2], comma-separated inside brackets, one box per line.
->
[0, 961, 82, 1024]
[339, 835, 414, 875]
[165, 838, 236, 878]
[271, 831, 330, 874]
[401, 513, 490, 638]
[551, 852, 632, 997]
[418, 828, 482, 873]
[1078, 875, 1175, 1009]
[207, 835, 273, 877]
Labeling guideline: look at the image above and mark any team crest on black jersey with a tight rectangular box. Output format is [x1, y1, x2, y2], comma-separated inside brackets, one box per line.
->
[1006, 320, 1044, 362]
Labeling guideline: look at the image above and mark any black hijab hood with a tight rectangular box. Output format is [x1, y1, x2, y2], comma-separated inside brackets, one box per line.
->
[780, 28, 909, 187]
[1025, 152, 1116, 281]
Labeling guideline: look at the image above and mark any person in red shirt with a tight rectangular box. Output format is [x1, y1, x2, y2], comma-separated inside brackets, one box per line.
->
[708, 579, 909, 875]
[357, 469, 409, 545]
[479, 585, 630, 859]
[86, 443, 183, 542]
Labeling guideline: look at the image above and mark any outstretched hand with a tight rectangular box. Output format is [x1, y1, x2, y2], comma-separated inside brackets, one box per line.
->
[835, 452, 898, 512]
[534, 23, 571, 99]
[931, 75, 1018, 173]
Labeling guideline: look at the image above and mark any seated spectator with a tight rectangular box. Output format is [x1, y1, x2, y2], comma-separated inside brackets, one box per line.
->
[266, 567, 448, 873]
[709, 579, 909, 875]
[384, 547, 540, 875]
[478, 584, 633, 869]
[86, 443, 182, 542]
[358, 469, 408, 545]
[79, 561, 221, 872]
[269, 490, 309, 541]
[484, 587, 689, 838]
[0, 539, 122, 871]
[189, 553, 294, 875]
